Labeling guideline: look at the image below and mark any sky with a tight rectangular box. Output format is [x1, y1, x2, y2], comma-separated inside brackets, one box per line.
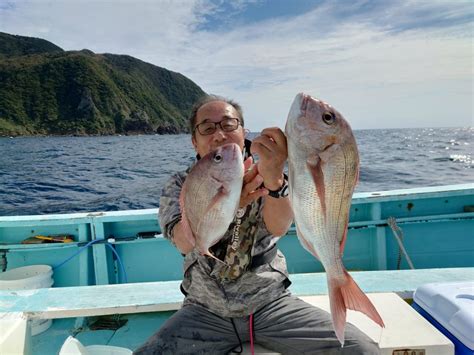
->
[0, 0, 472, 131]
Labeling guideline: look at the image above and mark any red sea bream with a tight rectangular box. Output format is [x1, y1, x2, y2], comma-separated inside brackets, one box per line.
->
[179, 143, 244, 260]
[285, 93, 385, 345]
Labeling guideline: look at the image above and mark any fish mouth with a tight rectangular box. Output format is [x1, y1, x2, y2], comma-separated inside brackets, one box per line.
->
[216, 143, 240, 159]
[301, 93, 309, 112]
[300, 93, 325, 113]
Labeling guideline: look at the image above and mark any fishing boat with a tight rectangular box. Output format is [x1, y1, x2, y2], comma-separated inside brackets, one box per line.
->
[1, 183, 473, 354]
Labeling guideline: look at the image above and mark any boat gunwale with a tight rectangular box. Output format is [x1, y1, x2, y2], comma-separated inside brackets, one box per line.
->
[0, 183, 472, 223]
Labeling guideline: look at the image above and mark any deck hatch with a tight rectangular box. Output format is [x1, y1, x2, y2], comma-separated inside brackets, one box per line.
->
[88, 314, 127, 331]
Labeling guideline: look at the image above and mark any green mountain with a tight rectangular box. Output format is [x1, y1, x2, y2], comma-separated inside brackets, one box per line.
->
[0, 32, 64, 58]
[0, 32, 206, 136]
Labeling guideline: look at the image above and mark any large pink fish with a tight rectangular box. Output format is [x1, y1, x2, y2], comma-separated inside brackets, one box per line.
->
[285, 93, 384, 345]
[180, 143, 244, 259]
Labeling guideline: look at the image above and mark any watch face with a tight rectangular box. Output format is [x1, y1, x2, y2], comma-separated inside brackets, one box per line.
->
[281, 184, 289, 197]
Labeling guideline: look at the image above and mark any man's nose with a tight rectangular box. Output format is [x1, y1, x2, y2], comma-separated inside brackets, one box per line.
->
[212, 127, 227, 141]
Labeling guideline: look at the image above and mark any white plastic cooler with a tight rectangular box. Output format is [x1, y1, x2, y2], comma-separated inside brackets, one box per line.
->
[413, 281, 474, 355]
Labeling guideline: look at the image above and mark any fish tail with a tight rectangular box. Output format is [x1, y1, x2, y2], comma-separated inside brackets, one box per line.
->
[328, 271, 385, 345]
[328, 278, 347, 346]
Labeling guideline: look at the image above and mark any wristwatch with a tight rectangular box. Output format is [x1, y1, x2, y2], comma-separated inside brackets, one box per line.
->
[267, 175, 289, 198]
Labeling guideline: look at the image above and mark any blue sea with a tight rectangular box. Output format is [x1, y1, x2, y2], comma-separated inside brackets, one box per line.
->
[0, 127, 472, 216]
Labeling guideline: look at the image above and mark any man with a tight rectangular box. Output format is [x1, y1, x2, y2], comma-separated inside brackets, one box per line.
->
[134, 95, 378, 354]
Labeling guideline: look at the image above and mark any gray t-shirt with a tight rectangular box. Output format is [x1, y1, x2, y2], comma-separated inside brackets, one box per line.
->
[159, 165, 291, 318]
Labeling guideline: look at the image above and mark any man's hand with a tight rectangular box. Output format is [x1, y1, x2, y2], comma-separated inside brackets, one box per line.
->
[239, 157, 268, 208]
[250, 127, 287, 191]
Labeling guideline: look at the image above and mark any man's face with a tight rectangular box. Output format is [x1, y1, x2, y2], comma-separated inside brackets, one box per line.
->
[192, 101, 245, 157]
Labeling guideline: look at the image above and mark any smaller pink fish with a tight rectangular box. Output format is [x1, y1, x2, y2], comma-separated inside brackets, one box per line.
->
[180, 143, 244, 259]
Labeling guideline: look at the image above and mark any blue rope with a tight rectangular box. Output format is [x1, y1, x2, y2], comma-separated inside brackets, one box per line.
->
[53, 239, 128, 283]
[105, 243, 128, 283]
[53, 239, 100, 270]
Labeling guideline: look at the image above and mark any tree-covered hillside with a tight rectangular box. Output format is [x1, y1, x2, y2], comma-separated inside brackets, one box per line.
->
[0, 32, 206, 136]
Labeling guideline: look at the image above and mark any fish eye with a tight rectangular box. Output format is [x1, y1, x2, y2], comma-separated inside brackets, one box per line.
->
[213, 153, 223, 163]
[322, 111, 335, 125]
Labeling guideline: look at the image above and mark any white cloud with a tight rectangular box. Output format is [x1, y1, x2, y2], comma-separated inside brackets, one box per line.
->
[1, 0, 472, 130]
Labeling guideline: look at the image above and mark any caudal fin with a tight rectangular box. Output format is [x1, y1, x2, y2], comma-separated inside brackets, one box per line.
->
[328, 270, 385, 346]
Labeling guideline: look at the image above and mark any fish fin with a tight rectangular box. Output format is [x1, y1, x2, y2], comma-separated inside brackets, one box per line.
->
[328, 277, 347, 346]
[306, 160, 327, 219]
[328, 270, 385, 346]
[340, 270, 384, 328]
[328, 270, 385, 345]
[205, 185, 228, 215]
[179, 185, 196, 247]
[296, 224, 320, 261]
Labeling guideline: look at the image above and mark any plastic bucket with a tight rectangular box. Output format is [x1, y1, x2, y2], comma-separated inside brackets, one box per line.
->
[0, 265, 54, 335]
[59, 336, 133, 355]
[86, 345, 133, 355]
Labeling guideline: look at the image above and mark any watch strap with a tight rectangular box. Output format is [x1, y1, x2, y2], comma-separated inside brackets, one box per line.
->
[266, 175, 289, 198]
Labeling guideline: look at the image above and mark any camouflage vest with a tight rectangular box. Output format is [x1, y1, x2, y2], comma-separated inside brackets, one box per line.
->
[209, 199, 261, 281]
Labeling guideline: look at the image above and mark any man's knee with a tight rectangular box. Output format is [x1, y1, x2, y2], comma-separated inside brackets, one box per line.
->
[347, 340, 379, 354]
[134, 328, 175, 355]
[342, 324, 380, 354]
[343, 335, 379, 354]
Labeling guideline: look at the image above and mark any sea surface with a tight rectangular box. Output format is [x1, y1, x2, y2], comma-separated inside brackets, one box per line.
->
[0, 127, 472, 216]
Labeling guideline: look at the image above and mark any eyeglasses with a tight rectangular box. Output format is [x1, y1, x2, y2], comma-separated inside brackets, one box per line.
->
[194, 117, 241, 136]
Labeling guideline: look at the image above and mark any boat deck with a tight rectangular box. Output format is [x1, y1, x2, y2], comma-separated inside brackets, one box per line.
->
[1, 184, 473, 353]
[2, 267, 473, 354]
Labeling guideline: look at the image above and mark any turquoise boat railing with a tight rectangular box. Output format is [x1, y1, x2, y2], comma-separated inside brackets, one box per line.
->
[0, 183, 473, 288]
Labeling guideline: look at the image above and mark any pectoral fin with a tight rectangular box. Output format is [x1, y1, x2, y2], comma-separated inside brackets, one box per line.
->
[307, 159, 327, 219]
[205, 185, 229, 215]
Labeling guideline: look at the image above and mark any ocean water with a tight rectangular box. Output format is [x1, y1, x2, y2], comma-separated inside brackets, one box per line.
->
[0, 127, 472, 216]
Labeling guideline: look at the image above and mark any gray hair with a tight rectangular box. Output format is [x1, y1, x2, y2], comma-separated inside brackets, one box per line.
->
[189, 95, 244, 135]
